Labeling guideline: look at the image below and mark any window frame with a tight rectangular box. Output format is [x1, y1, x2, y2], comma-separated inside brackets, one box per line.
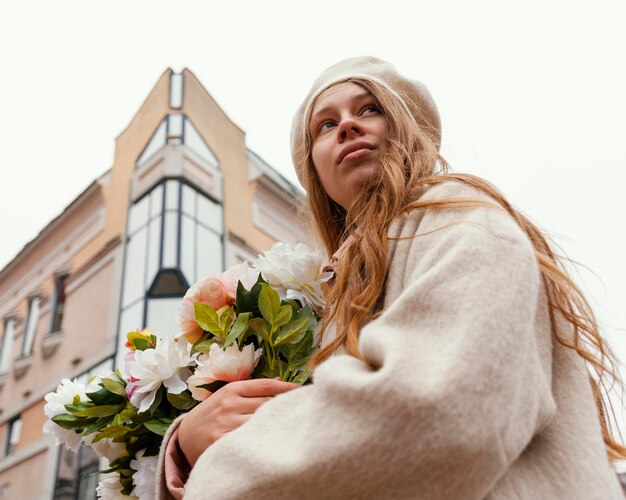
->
[21, 296, 40, 357]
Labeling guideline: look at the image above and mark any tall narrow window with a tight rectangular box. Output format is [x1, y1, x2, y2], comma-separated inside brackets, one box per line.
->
[21, 296, 40, 356]
[4, 415, 21, 455]
[169, 73, 183, 109]
[0, 319, 15, 373]
[50, 275, 68, 333]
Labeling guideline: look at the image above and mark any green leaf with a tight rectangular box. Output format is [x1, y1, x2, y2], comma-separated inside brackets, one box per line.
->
[295, 305, 317, 332]
[192, 338, 220, 355]
[224, 312, 250, 347]
[101, 378, 128, 398]
[248, 318, 271, 343]
[93, 424, 129, 443]
[235, 276, 265, 314]
[258, 284, 281, 325]
[87, 387, 125, 406]
[74, 404, 125, 418]
[194, 303, 223, 336]
[284, 330, 314, 367]
[291, 368, 312, 385]
[273, 305, 293, 329]
[219, 306, 236, 334]
[51, 413, 93, 431]
[166, 391, 198, 411]
[64, 401, 95, 414]
[144, 419, 171, 436]
[274, 318, 309, 346]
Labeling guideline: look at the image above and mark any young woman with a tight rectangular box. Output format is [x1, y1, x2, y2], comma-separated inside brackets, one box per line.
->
[157, 56, 625, 499]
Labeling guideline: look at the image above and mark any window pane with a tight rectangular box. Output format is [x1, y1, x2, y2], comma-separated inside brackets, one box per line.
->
[165, 180, 180, 211]
[169, 73, 183, 109]
[51, 275, 68, 333]
[167, 114, 184, 144]
[197, 226, 222, 278]
[136, 120, 166, 167]
[0, 319, 15, 373]
[180, 215, 195, 284]
[184, 119, 218, 166]
[197, 195, 223, 234]
[181, 184, 196, 217]
[127, 195, 150, 234]
[117, 300, 144, 371]
[122, 227, 148, 307]
[22, 297, 40, 356]
[150, 183, 164, 219]
[162, 212, 178, 268]
[146, 298, 182, 339]
[145, 215, 162, 290]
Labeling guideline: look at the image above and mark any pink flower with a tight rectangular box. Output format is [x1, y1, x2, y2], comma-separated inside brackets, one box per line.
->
[177, 277, 231, 343]
[187, 343, 262, 401]
[177, 263, 259, 344]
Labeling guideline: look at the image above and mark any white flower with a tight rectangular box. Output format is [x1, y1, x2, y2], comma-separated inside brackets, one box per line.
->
[127, 337, 198, 413]
[187, 343, 263, 401]
[43, 378, 89, 452]
[89, 437, 128, 464]
[255, 242, 333, 310]
[130, 449, 159, 500]
[96, 473, 137, 500]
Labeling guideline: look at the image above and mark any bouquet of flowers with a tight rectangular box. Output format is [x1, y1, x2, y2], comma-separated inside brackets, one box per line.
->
[43, 243, 332, 499]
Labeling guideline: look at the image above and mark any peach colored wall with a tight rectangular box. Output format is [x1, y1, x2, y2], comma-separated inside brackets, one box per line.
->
[18, 400, 46, 450]
[0, 447, 47, 499]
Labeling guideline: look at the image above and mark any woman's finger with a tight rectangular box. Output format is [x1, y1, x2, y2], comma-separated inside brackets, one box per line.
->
[230, 378, 301, 398]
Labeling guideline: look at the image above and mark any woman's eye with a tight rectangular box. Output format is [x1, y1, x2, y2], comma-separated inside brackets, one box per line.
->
[361, 105, 380, 115]
[318, 120, 335, 132]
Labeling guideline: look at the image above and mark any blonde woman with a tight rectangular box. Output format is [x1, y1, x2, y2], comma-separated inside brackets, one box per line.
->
[157, 56, 625, 499]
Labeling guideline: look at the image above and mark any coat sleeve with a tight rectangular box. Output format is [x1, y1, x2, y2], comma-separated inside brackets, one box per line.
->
[180, 193, 557, 500]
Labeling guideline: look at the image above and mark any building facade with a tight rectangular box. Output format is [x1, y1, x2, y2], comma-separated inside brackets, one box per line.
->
[0, 69, 305, 499]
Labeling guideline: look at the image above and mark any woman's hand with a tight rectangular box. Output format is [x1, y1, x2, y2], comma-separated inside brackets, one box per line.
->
[178, 378, 300, 467]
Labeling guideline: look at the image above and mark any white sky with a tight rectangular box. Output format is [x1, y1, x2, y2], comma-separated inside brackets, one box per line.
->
[1, 0, 625, 459]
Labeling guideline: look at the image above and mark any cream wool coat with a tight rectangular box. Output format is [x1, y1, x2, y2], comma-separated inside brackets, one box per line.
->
[156, 182, 623, 499]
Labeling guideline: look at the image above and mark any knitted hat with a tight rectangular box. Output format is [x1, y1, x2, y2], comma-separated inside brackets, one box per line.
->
[290, 56, 441, 186]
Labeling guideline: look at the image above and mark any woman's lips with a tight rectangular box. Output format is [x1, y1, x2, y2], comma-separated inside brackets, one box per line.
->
[341, 148, 374, 163]
[337, 141, 375, 164]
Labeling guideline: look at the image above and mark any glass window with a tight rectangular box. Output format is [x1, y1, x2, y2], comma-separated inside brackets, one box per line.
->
[4, 416, 21, 455]
[122, 227, 148, 307]
[146, 297, 181, 339]
[165, 180, 180, 211]
[127, 194, 150, 235]
[180, 215, 195, 284]
[136, 119, 167, 167]
[184, 119, 218, 166]
[50, 275, 68, 333]
[0, 319, 15, 373]
[149, 183, 164, 219]
[181, 184, 196, 217]
[145, 215, 162, 290]
[148, 270, 188, 297]
[119, 301, 144, 341]
[169, 73, 183, 109]
[167, 115, 184, 144]
[197, 226, 222, 278]
[53, 438, 99, 500]
[197, 195, 223, 234]
[21, 296, 40, 356]
[162, 212, 179, 268]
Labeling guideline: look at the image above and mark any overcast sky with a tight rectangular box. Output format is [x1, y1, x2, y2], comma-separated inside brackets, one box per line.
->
[1, 0, 625, 454]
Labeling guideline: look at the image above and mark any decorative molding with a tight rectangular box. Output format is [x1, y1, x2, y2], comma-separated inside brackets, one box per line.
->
[13, 354, 33, 379]
[41, 332, 63, 359]
[0, 435, 49, 474]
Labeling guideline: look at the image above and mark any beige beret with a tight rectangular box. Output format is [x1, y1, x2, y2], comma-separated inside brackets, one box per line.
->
[290, 56, 441, 186]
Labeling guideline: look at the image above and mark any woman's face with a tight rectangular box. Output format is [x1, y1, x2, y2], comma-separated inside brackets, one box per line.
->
[309, 82, 389, 210]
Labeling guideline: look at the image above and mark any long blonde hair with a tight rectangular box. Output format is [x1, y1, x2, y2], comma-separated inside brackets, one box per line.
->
[295, 78, 626, 462]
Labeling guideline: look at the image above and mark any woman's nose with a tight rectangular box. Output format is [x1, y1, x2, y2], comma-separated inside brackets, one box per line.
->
[337, 116, 362, 141]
